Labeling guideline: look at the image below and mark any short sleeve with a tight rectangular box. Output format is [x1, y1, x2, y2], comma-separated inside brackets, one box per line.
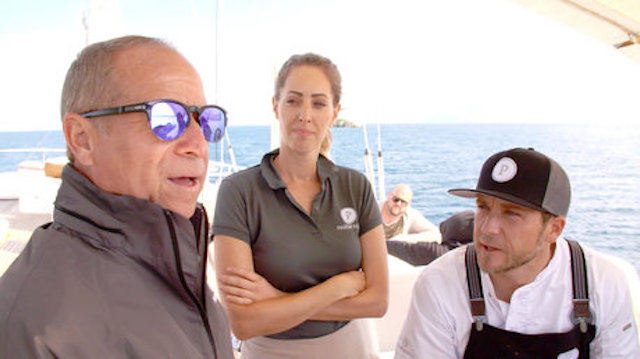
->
[588, 249, 640, 358]
[211, 177, 251, 244]
[357, 174, 382, 236]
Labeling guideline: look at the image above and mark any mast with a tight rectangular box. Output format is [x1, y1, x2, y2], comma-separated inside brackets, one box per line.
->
[82, 10, 89, 46]
[362, 124, 376, 196]
[213, 0, 238, 174]
[376, 122, 385, 200]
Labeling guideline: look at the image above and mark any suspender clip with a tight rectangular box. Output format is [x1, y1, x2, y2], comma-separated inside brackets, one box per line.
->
[572, 299, 593, 333]
[578, 319, 588, 333]
[473, 317, 484, 331]
[466, 246, 487, 333]
[470, 298, 486, 332]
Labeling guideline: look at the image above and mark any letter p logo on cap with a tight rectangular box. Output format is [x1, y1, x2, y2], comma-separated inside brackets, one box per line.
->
[491, 157, 517, 183]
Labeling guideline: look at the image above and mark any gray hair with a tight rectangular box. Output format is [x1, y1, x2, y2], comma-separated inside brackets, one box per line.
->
[60, 35, 175, 162]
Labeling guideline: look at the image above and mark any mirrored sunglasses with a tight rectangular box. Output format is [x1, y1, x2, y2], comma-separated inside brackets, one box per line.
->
[81, 99, 227, 143]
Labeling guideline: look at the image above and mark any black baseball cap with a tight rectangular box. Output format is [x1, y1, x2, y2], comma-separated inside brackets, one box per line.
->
[448, 148, 571, 217]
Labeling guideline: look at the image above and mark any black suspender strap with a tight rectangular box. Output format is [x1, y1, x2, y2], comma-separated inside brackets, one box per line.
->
[465, 244, 485, 331]
[464, 241, 592, 333]
[567, 239, 593, 333]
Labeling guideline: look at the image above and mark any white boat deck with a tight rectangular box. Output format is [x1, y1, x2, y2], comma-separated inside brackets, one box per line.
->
[0, 158, 421, 356]
[1, 193, 421, 356]
[0, 199, 53, 274]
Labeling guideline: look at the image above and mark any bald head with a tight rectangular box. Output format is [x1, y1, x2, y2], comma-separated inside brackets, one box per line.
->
[391, 184, 413, 203]
[385, 184, 413, 217]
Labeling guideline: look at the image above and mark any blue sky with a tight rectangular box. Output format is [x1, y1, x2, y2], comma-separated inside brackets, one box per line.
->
[1, 0, 639, 131]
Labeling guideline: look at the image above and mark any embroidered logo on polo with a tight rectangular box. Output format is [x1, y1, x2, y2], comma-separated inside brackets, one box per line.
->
[340, 208, 357, 224]
[337, 207, 359, 231]
[492, 157, 517, 183]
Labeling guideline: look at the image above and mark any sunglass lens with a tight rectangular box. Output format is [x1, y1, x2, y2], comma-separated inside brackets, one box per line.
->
[149, 101, 188, 141]
[200, 107, 226, 143]
[393, 196, 407, 206]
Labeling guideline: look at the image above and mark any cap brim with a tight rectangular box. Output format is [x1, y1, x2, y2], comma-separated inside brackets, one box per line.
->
[448, 188, 546, 213]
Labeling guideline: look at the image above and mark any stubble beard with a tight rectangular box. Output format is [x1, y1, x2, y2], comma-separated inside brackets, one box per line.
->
[477, 230, 547, 275]
[386, 202, 401, 217]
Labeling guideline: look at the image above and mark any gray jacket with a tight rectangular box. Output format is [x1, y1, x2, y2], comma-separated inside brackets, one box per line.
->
[0, 165, 233, 358]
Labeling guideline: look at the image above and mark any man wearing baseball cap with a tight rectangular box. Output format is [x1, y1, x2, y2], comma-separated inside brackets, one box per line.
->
[395, 148, 640, 358]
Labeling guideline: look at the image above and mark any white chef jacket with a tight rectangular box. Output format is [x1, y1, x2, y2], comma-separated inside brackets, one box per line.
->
[395, 237, 640, 359]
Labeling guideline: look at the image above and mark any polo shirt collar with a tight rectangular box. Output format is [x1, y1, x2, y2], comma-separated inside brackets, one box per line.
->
[260, 148, 335, 190]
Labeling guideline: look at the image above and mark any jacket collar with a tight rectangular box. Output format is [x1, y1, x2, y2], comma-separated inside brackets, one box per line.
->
[53, 165, 208, 300]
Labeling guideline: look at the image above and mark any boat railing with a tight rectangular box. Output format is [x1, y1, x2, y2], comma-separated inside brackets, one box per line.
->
[207, 160, 243, 184]
[0, 148, 66, 166]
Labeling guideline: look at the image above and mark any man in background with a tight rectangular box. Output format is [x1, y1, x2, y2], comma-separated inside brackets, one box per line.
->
[386, 210, 474, 266]
[380, 183, 441, 243]
[0, 35, 233, 358]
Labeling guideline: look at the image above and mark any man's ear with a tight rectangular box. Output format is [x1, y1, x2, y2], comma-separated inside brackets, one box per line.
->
[272, 96, 279, 119]
[63, 113, 96, 167]
[545, 215, 566, 244]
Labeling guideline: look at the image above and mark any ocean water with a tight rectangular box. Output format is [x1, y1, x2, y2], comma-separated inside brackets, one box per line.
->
[1, 124, 639, 273]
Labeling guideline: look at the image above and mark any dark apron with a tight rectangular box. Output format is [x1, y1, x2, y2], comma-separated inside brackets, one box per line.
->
[463, 320, 595, 358]
[463, 240, 596, 359]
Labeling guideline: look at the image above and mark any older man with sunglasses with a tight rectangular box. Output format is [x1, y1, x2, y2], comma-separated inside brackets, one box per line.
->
[0, 36, 233, 358]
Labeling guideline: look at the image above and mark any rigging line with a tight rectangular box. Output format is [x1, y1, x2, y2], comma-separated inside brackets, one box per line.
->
[560, 0, 640, 40]
[225, 131, 238, 172]
[214, 0, 222, 104]
[614, 34, 639, 49]
[362, 123, 376, 196]
[376, 121, 385, 200]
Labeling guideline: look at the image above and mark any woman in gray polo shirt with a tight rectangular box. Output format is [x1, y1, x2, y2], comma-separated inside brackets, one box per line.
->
[212, 53, 389, 358]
